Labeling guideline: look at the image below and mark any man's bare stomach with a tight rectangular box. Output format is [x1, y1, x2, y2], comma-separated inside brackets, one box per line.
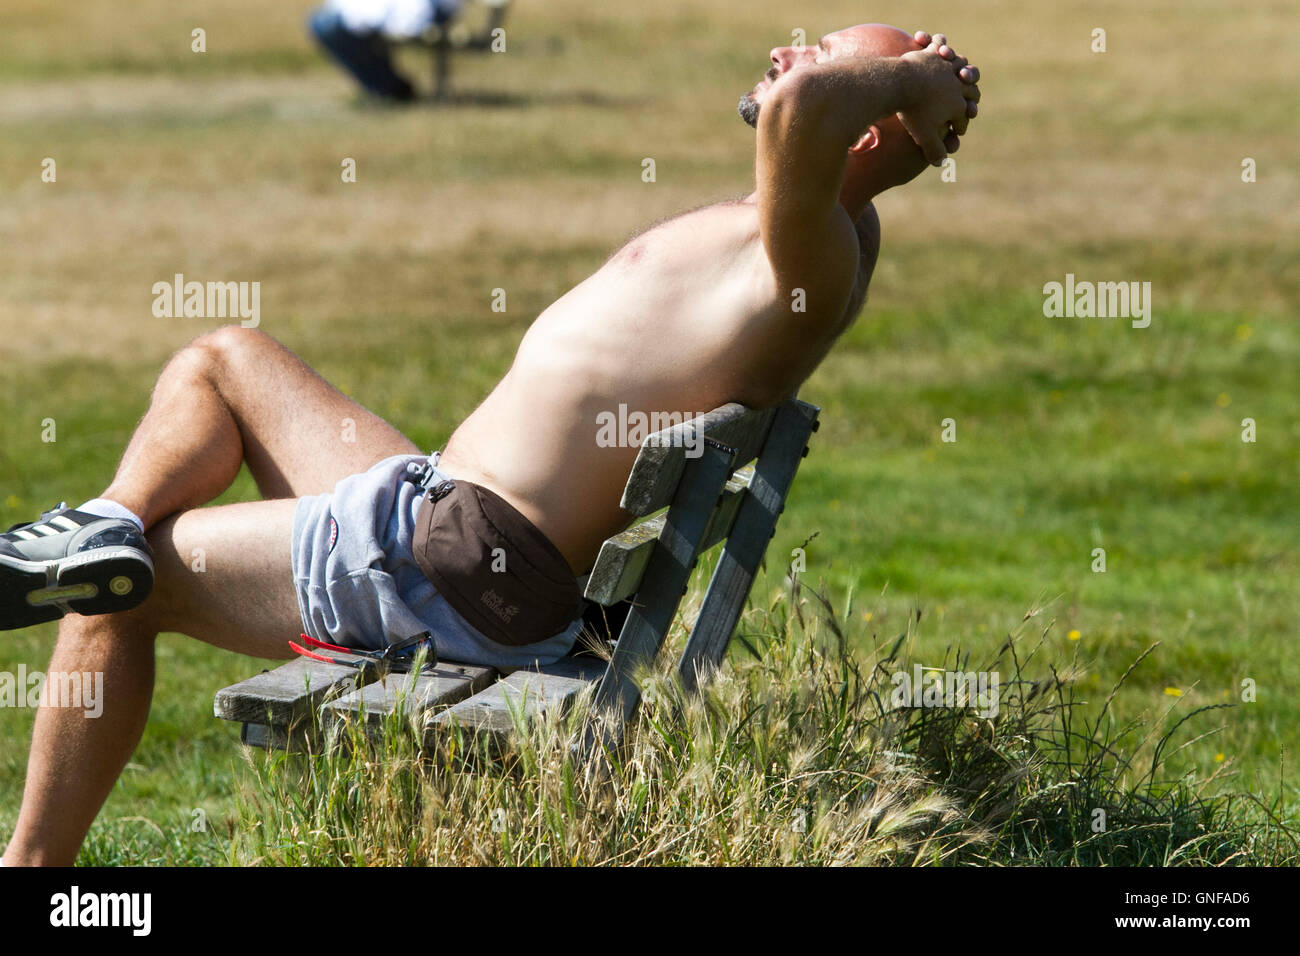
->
[437, 350, 750, 574]
[436, 330, 818, 575]
[435, 199, 853, 574]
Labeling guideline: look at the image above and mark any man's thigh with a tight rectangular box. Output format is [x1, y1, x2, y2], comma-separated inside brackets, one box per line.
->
[147, 499, 303, 659]
[205, 327, 422, 498]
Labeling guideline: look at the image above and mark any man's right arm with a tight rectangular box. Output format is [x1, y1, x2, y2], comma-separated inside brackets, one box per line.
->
[756, 46, 974, 300]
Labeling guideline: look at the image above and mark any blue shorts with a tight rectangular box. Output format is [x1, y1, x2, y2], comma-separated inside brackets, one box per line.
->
[291, 452, 582, 669]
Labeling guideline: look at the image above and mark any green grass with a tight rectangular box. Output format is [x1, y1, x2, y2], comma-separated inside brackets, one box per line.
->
[228, 580, 1299, 866]
[0, 0, 1297, 863]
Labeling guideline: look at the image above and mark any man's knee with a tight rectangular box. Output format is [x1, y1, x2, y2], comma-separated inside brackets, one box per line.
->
[170, 325, 276, 387]
[56, 603, 159, 651]
[191, 324, 275, 363]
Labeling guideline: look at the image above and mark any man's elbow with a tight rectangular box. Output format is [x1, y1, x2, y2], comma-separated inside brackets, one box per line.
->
[758, 72, 835, 147]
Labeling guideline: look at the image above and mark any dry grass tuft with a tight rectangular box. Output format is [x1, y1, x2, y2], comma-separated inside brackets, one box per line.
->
[230, 572, 1297, 866]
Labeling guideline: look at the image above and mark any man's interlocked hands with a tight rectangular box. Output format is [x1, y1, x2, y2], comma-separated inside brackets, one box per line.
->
[897, 30, 981, 165]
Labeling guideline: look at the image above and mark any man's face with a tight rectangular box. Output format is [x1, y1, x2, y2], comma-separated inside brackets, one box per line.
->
[738, 25, 915, 128]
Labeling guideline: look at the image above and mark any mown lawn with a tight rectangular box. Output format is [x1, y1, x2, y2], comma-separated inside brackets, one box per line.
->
[0, 0, 1295, 863]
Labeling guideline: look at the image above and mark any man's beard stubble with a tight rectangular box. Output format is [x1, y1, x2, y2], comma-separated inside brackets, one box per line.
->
[737, 66, 777, 128]
[737, 93, 760, 128]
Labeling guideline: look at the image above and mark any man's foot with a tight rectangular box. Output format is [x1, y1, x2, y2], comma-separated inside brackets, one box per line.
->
[0, 504, 154, 631]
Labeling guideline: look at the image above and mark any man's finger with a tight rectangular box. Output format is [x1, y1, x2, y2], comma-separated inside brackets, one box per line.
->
[967, 100, 979, 119]
[944, 131, 961, 154]
[962, 83, 981, 102]
[914, 30, 932, 47]
[960, 65, 980, 84]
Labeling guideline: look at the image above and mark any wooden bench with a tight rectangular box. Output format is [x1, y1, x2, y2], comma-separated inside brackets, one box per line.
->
[401, 0, 513, 100]
[214, 397, 820, 758]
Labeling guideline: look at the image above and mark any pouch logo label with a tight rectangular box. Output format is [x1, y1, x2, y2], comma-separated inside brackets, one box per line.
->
[328, 516, 338, 554]
[480, 588, 519, 623]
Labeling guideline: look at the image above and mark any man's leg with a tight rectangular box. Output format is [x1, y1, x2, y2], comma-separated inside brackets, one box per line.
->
[102, 325, 420, 529]
[4, 501, 303, 866]
[3, 326, 421, 865]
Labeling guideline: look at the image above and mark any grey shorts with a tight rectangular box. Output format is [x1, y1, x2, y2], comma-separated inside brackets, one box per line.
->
[291, 451, 582, 669]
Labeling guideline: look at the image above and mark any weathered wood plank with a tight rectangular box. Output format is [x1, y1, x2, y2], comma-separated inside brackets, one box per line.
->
[320, 661, 496, 730]
[214, 657, 377, 726]
[429, 656, 606, 740]
[240, 719, 321, 752]
[583, 441, 737, 757]
[678, 400, 819, 691]
[585, 464, 754, 606]
[620, 404, 776, 516]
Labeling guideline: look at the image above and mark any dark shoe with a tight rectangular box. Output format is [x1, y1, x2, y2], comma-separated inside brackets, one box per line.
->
[0, 503, 154, 630]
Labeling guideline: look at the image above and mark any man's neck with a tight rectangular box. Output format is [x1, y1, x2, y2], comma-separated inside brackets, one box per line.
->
[743, 180, 878, 223]
[838, 171, 886, 220]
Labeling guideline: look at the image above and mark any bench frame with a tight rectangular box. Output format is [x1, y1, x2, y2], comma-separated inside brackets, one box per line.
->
[214, 397, 820, 759]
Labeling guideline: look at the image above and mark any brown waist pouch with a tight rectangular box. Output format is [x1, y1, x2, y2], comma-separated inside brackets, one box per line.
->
[410, 479, 583, 647]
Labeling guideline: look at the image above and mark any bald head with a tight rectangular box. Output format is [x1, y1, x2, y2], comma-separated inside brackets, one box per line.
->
[825, 23, 922, 58]
[738, 23, 923, 128]
[738, 23, 932, 198]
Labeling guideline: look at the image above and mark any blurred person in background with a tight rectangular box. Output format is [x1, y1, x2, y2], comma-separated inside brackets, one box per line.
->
[309, 0, 464, 101]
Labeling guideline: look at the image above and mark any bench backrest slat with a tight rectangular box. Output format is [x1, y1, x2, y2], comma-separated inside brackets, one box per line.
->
[585, 465, 752, 606]
[585, 441, 738, 739]
[619, 403, 776, 516]
[678, 399, 818, 689]
[581, 398, 818, 755]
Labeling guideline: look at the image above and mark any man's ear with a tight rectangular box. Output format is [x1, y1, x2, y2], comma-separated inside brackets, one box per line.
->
[849, 125, 882, 154]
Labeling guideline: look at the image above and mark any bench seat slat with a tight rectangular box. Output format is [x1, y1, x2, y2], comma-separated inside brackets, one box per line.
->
[320, 662, 496, 728]
[214, 657, 376, 725]
[429, 656, 605, 739]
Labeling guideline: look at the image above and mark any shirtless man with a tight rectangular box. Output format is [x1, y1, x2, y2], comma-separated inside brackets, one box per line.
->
[0, 23, 978, 865]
